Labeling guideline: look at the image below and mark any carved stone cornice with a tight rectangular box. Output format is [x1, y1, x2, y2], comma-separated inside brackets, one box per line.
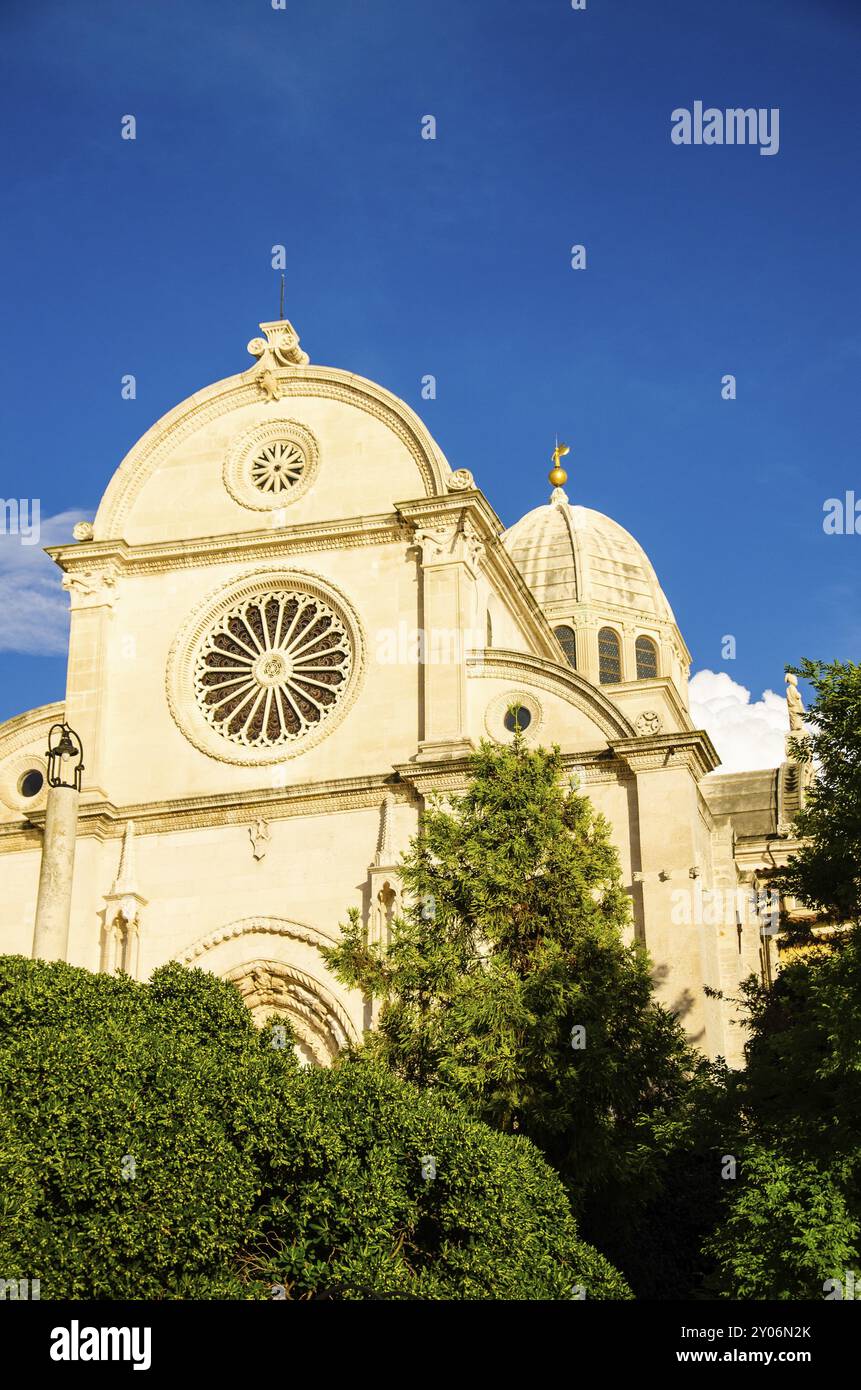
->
[394, 746, 633, 797]
[611, 731, 719, 780]
[47, 514, 413, 578]
[2, 775, 418, 851]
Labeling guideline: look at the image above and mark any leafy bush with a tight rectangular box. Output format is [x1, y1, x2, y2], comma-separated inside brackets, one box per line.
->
[0, 956, 629, 1300]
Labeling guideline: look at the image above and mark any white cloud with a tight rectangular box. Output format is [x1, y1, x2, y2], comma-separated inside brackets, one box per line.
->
[689, 669, 789, 774]
[0, 509, 89, 655]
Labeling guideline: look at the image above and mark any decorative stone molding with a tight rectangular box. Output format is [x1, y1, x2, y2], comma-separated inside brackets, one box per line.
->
[174, 913, 358, 1066]
[0, 750, 49, 816]
[635, 710, 663, 737]
[165, 566, 366, 766]
[49, 514, 413, 578]
[447, 468, 474, 491]
[72, 521, 94, 542]
[612, 731, 720, 780]
[0, 703, 63, 817]
[1, 774, 418, 851]
[177, 915, 340, 963]
[223, 418, 319, 512]
[225, 960, 349, 1067]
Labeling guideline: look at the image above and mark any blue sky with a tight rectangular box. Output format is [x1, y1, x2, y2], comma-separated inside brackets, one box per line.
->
[1, 0, 859, 762]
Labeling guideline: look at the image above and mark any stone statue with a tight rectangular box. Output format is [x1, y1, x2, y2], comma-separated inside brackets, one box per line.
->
[785, 672, 805, 734]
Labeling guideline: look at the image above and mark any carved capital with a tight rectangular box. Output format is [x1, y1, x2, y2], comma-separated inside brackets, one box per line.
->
[61, 569, 118, 610]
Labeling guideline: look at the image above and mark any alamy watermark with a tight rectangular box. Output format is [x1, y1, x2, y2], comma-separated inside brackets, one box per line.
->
[0, 498, 40, 545]
[671, 884, 780, 934]
[671, 103, 780, 157]
[376, 623, 486, 665]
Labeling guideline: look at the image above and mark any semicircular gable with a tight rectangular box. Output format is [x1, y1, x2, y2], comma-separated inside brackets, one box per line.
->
[93, 364, 454, 544]
[468, 649, 637, 742]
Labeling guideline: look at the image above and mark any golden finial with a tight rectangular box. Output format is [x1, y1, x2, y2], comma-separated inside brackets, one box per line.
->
[549, 438, 570, 488]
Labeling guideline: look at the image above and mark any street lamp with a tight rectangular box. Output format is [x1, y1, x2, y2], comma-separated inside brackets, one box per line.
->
[45, 722, 84, 792]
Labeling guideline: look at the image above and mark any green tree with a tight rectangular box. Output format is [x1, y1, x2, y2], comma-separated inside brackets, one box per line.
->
[777, 657, 861, 924]
[706, 660, 861, 1297]
[0, 955, 628, 1300]
[705, 934, 861, 1298]
[323, 735, 720, 1293]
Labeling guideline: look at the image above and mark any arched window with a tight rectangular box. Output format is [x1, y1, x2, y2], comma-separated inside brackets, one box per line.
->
[486, 610, 493, 647]
[635, 635, 659, 680]
[598, 627, 622, 684]
[554, 624, 577, 669]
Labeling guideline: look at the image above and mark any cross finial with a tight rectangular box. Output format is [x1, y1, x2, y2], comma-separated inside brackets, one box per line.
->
[279, 272, 285, 321]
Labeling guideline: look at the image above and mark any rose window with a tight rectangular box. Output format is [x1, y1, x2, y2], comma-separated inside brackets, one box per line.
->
[193, 591, 352, 747]
[250, 440, 305, 495]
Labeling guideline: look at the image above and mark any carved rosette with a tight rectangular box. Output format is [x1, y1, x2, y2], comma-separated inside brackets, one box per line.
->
[224, 419, 320, 512]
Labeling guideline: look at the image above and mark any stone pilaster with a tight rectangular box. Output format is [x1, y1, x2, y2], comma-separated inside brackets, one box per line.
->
[401, 501, 486, 761]
[61, 567, 118, 801]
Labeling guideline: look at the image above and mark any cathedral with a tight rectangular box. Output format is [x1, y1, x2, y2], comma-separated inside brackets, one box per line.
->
[0, 313, 807, 1066]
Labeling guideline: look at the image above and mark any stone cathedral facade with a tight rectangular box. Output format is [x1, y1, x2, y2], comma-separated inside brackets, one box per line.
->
[0, 314, 807, 1066]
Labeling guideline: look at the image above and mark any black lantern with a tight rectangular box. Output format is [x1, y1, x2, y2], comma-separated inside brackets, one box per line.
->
[45, 723, 85, 791]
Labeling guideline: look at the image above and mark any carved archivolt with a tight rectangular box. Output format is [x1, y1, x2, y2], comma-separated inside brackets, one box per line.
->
[174, 915, 358, 1067]
[225, 959, 348, 1067]
[166, 567, 366, 765]
[176, 914, 340, 963]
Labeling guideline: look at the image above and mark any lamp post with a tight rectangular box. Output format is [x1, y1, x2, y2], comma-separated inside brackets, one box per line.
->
[32, 723, 84, 962]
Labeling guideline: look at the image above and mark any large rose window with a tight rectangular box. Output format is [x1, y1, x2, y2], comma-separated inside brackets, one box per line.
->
[193, 590, 352, 748]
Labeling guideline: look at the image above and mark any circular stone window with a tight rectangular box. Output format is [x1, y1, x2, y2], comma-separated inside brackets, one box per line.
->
[503, 705, 531, 734]
[0, 751, 49, 815]
[167, 570, 365, 766]
[224, 420, 319, 512]
[194, 591, 351, 748]
[485, 690, 543, 744]
[18, 769, 45, 799]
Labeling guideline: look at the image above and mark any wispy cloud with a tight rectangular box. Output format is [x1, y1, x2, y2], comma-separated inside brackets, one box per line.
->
[0, 509, 88, 655]
[690, 669, 789, 775]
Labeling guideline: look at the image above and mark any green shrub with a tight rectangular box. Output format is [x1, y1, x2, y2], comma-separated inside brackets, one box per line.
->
[0, 956, 629, 1300]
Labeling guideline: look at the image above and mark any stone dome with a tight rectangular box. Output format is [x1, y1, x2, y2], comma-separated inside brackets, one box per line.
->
[502, 488, 689, 704]
[502, 491, 676, 624]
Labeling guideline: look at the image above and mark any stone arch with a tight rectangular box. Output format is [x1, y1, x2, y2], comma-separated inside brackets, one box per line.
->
[225, 959, 349, 1067]
[174, 915, 360, 1066]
